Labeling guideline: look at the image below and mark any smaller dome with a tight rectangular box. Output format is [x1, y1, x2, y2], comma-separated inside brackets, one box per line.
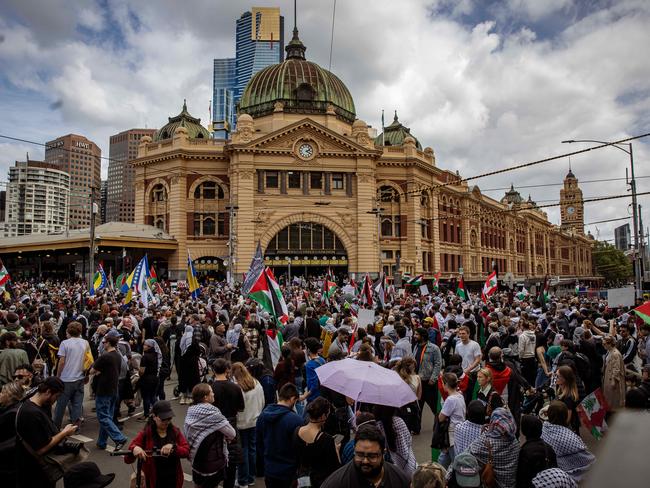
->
[352, 119, 366, 128]
[153, 100, 211, 141]
[501, 184, 523, 205]
[566, 168, 576, 179]
[375, 111, 422, 150]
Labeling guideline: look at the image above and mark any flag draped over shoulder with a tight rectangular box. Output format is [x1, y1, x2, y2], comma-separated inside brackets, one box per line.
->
[456, 276, 467, 301]
[187, 253, 201, 299]
[0, 259, 11, 291]
[90, 264, 108, 296]
[482, 270, 498, 302]
[248, 267, 288, 325]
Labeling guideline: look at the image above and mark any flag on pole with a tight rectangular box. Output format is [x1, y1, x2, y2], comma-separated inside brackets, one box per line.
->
[187, 252, 201, 299]
[538, 275, 550, 305]
[482, 270, 498, 302]
[374, 273, 386, 308]
[516, 287, 529, 301]
[121, 267, 136, 294]
[432, 272, 441, 292]
[148, 265, 164, 294]
[632, 301, 650, 325]
[406, 275, 423, 286]
[248, 267, 289, 325]
[577, 388, 609, 440]
[456, 276, 467, 301]
[242, 241, 265, 295]
[115, 272, 127, 291]
[90, 264, 108, 296]
[0, 259, 11, 291]
[322, 275, 338, 305]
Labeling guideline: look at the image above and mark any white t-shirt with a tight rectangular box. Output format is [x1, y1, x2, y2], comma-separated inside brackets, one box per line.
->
[441, 392, 466, 446]
[58, 337, 89, 382]
[455, 339, 482, 373]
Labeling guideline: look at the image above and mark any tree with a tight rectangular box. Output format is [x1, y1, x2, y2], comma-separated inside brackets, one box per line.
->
[593, 241, 633, 285]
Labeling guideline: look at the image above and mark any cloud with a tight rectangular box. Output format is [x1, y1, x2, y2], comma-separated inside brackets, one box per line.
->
[0, 0, 648, 243]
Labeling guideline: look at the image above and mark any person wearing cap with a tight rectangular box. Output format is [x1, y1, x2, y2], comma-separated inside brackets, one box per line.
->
[63, 462, 115, 488]
[446, 452, 481, 488]
[0, 331, 30, 385]
[125, 400, 190, 488]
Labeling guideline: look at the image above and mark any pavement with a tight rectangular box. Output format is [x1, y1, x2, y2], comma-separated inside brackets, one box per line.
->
[62, 377, 598, 487]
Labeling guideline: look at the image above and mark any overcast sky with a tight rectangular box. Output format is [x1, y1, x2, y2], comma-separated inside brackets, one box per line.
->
[1, 0, 649, 243]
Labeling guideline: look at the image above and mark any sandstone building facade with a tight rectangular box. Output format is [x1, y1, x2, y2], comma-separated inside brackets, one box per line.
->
[133, 29, 593, 283]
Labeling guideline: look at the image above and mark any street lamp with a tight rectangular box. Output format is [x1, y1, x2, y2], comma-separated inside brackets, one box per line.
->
[561, 139, 641, 297]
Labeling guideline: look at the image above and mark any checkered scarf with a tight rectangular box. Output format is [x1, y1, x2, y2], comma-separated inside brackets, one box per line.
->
[541, 422, 595, 482]
[454, 420, 483, 455]
[532, 468, 577, 488]
[183, 403, 231, 468]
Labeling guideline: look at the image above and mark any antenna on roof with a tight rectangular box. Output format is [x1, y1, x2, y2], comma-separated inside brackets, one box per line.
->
[568, 156, 572, 171]
[294, 0, 297, 31]
[328, 0, 337, 71]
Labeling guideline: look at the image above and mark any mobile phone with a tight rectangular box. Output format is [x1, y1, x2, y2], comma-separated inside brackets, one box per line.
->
[73, 419, 82, 427]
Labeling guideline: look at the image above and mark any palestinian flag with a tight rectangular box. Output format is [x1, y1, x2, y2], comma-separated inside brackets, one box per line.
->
[577, 388, 609, 440]
[482, 270, 498, 302]
[456, 276, 467, 301]
[322, 275, 338, 305]
[249, 267, 289, 325]
[633, 301, 650, 325]
[432, 272, 441, 292]
[516, 287, 529, 301]
[374, 273, 386, 308]
[406, 274, 423, 286]
[575, 283, 580, 295]
[361, 273, 373, 307]
[148, 265, 163, 294]
[538, 275, 550, 304]
[0, 259, 10, 290]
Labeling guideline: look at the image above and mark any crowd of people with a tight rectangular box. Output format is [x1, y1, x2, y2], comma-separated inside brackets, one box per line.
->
[0, 275, 649, 488]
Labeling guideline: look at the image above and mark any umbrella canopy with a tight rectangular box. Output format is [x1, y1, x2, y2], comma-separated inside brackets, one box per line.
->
[315, 358, 417, 408]
[633, 301, 650, 325]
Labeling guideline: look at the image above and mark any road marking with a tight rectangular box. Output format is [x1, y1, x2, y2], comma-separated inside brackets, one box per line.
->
[70, 434, 94, 443]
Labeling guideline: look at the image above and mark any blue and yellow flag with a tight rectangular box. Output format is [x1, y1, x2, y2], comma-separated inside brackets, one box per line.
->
[187, 252, 201, 299]
[90, 264, 108, 296]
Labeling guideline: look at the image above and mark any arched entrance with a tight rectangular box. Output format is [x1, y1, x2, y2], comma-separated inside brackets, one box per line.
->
[264, 222, 348, 281]
[193, 256, 226, 282]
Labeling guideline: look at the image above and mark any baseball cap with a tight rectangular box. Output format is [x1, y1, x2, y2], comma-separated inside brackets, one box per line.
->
[105, 328, 122, 339]
[152, 400, 174, 420]
[451, 452, 481, 487]
[63, 462, 115, 488]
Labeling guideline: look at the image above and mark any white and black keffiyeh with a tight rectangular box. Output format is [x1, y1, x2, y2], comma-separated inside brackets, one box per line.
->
[183, 403, 233, 472]
[454, 420, 482, 455]
[532, 468, 577, 487]
[541, 422, 595, 482]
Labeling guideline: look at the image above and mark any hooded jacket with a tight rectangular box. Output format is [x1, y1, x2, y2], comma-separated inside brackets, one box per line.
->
[519, 330, 537, 359]
[256, 403, 303, 480]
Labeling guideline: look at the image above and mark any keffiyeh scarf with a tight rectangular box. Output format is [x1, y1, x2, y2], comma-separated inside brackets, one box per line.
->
[184, 403, 232, 469]
[532, 468, 577, 488]
[541, 422, 595, 482]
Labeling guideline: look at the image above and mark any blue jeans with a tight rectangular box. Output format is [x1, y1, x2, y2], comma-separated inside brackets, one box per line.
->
[438, 445, 455, 469]
[53, 379, 85, 428]
[535, 367, 550, 389]
[238, 427, 257, 486]
[96, 395, 127, 448]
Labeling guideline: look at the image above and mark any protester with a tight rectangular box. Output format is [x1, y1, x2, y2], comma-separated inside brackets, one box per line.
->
[602, 335, 626, 409]
[139, 338, 162, 417]
[373, 404, 417, 477]
[453, 400, 486, 455]
[413, 326, 442, 434]
[411, 462, 447, 488]
[62, 462, 115, 488]
[446, 452, 482, 488]
[517, 414, 558, 488]
[438, 372, 466, 468]
[256, 383, 304, 488]
[178, 325, 200, 404]
[125, 400, 190, 488]
[0, 331, 29, 385]
[184, 383, 236, 488]
[555, 365, 581, 434]
[321, 424, 410, 488]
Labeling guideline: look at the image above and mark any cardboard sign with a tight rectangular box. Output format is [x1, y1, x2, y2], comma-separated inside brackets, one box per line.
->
[357, 309, 375, 329]
[419, 284, 429, 296]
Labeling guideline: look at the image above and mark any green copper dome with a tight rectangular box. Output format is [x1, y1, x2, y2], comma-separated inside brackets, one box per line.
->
[375, 112, 422, 150]
[153, 100, 211, 141]
[238, 28, 356, 123]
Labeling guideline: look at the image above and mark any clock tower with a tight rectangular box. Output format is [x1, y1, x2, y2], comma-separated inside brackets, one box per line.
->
[560, 169, 584, 234]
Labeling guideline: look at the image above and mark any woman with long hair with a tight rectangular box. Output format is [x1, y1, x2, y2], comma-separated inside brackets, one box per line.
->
[602, 335, 626, 410]
[177, 325, 200, 405]
[273, 346, 295, 391]
[438, 372, 466, 468]
[373, 404, 417, 477]
[231, 362, 265, 488]
[125, 400, 190, 488]
[293, 397, 341, 488]
[394, 357, 422, 434]
[555, 365, 580, 434]
[184, 384, 236, 488]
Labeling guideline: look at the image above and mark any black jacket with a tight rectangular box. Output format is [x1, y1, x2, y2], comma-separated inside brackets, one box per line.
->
[516, 438, 557, 488]
[321, 461, 410, 488]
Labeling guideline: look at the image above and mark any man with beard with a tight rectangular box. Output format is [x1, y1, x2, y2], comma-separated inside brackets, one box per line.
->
[15, 377, 79, 488]
[321, 424, 410, 488]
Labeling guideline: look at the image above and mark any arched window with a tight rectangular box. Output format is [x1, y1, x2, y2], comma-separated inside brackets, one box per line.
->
[154, 217, 165, 230]
[151, 184, 167, 202]
[378, 185, 400, 203]
[194, 181, 225, 200]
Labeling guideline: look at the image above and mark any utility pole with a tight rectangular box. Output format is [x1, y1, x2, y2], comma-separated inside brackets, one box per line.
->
[88, 187, 98, 286]
[367, 203, 384, 277]
[629, 144, 642, 299]
[226, 203, 239, 286]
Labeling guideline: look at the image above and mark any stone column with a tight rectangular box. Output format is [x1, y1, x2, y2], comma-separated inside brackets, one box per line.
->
[406, 176, 421, 274]
[168, 173, 187, 280]
[355, 163, 377, 276]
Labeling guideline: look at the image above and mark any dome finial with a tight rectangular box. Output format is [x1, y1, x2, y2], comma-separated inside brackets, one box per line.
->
[182, 99, 187, 112]
[286, 0, 306, 60]
[394, 110, 398, 122]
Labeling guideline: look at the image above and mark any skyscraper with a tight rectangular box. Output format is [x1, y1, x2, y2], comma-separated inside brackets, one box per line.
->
[3, 160, 70, 237]
[44, 134, 101, 230]
[100, 179, 108, 224]
[212, 7, 284, 139]
[615, 223, 631, 251]
[106, 128, 156, 223]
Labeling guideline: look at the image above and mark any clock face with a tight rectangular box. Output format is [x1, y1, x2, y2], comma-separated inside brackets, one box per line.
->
[567, 206, 575, 215]
[298, 143, 314, 159]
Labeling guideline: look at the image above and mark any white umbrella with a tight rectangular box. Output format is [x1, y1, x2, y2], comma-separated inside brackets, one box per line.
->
[315, 358, 417, 408]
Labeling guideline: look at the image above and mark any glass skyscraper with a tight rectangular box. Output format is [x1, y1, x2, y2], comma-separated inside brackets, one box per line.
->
[212, 7, 284, 139]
